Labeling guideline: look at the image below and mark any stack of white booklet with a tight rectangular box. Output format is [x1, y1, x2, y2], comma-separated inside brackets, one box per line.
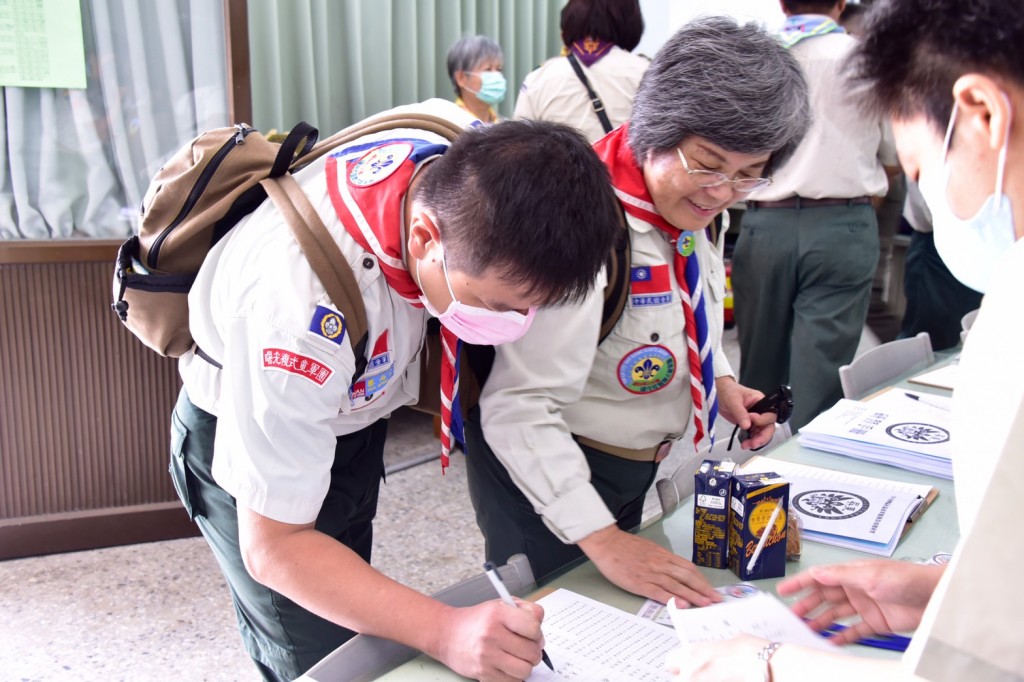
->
[798, 388, 953, 479]
[740, 457, 937, 556]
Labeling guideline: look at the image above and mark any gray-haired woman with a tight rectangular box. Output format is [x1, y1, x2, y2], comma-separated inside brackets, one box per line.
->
[463, 15, 811, 608]
[446, 35, 505, 123]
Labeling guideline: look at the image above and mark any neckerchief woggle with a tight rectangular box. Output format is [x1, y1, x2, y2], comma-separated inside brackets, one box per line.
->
[778, 14, 845, 49]
[592, 124, 718, 451]
[325, 135, 465, 472]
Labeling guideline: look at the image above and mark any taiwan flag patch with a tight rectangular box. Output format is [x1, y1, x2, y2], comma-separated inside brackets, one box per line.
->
[630, 265, 673, 307]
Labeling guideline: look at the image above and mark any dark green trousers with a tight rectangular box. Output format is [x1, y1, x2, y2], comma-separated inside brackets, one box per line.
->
[732, 203, 878, 430]
[170, 388, 388, 681]
[463, 407, 659, 583]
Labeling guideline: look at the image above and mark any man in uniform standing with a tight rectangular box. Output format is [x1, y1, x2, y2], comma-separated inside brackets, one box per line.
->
[733, 0, 901, 429]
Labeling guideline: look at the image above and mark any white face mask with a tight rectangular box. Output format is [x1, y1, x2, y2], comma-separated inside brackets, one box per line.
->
[416, 244, 536, 345]
[918, 100, 1017, 293]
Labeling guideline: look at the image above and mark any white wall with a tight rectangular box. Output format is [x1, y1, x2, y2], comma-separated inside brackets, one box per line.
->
[636, 0, 787, 58]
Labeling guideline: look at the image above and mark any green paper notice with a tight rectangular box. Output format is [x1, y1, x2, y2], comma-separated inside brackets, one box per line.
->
[0, 0, 87, 89]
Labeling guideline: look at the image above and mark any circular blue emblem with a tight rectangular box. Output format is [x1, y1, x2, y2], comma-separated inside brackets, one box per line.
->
[617, 345, 676, 394]
[349, 142, 412, 187]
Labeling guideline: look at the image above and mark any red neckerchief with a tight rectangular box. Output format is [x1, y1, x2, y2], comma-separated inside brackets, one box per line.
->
[592, 124, 710, 448]
[325, 141, 462, 471]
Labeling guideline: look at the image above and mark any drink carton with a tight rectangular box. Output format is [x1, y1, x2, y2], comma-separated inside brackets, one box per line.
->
[728, 472, 789, 581]
[692, 459, 737, 568]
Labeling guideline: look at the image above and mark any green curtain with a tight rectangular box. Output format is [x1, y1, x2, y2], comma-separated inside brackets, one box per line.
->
[247, 0, 565, 134]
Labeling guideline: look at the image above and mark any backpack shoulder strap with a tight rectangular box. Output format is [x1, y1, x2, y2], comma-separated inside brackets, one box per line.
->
[262, 174, 370, 378]
[292, 112, 464, 171]
[598, 207, 631, 344]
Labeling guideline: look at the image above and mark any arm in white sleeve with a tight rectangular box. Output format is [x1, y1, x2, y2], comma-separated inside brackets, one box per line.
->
[477, 286, 616, 544]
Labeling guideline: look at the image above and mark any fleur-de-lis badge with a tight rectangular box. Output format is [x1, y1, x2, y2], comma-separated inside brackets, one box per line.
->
[634, 358, 662, 380]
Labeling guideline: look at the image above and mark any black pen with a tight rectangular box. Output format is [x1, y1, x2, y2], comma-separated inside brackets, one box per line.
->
[904, 391, 951, 411]
[483, 561, 554, 670]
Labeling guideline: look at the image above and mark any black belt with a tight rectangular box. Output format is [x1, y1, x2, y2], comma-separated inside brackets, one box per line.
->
[747, 196, 872, 209]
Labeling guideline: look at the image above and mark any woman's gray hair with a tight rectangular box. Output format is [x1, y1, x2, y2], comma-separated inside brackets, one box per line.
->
[446, 35, 503, 97]
[628, 16, 811, 174]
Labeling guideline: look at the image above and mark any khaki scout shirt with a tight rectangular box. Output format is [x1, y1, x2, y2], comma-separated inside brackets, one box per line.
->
[478, 212, 734, 543]
[513, 46, 649, 143]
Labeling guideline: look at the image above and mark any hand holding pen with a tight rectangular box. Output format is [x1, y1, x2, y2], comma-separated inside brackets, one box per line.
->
[483, 561, 554, 671]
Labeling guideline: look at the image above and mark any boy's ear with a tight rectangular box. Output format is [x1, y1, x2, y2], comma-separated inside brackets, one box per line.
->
[953, 73, 1012, 153]
[407, 210, 441, 261]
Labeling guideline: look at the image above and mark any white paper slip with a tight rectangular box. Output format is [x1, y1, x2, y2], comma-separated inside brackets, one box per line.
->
[740, 458, 936, 556]
[530, 588, 678, 681]
[638, 584, 762, 626]
[908, 363, 958, 391]
[798, 389, 953, 479]
[667, 592, 837, 652]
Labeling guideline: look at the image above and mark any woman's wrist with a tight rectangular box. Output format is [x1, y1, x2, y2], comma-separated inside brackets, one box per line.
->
[758, 641, 784, 682]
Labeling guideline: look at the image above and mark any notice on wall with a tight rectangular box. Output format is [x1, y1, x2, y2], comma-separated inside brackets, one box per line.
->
[0, 0, 86, 89]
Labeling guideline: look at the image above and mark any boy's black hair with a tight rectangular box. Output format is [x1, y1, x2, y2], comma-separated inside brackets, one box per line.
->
[415, 120, 620, 306]
[851, 0, 1024, 132]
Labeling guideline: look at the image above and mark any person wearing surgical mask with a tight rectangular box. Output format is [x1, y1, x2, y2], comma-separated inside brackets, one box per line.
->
[445, 35, 506, 123]
[667, 2, 1024, 681]
[171, 108, 622, 682]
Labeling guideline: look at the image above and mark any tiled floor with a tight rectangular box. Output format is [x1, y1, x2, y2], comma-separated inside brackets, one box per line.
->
[0, 325, 883, 681]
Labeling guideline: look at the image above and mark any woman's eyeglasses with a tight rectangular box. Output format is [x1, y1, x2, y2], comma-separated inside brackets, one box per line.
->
[677, 148, 772, 193]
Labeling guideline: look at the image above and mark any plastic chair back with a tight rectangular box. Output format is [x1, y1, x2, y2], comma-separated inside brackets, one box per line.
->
[838, 331, 935, 400]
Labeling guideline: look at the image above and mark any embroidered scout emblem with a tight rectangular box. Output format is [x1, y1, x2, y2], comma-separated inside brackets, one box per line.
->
[348, 142, 412, 187]
[630, 265, 673, 308]
[349, 330, 394, 402]
[262, 348, 333, 386]
[308, 305, 346, 345]
[676, 231, 695, 257]
[617, 345, 676, 394]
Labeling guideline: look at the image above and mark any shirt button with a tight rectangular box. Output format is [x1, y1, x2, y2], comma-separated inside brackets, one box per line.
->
[650, 333, 660, 343]
[362, 257, 375, 269]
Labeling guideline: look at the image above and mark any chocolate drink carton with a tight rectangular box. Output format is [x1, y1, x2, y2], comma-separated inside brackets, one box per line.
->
[728, 472, 789, 581]
[692, 459, 737, 568]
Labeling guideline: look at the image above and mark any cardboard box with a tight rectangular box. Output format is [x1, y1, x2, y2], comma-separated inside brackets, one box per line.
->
[728, 472, 789, 581]
[692, 459, 737, 568]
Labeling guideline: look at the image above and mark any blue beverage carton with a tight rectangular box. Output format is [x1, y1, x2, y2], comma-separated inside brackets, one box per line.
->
[728, 472, 789, 581]
[692, 459, 737, 568]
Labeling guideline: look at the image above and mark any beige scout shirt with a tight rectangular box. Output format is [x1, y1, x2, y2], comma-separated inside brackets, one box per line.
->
[513, 46, 649, 143]
[179, 103, 473, 524]
[478, 212, 734, 544]
[749, 31, 898, 202]
[902, 237, 1024, 681]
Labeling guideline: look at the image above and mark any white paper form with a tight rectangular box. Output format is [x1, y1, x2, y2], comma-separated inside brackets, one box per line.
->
[667, 592, 838, 652]
[798, 390, 953, 478]
[638, 583, 763, 626]
[741, 458, 934, 556]
[529, 589, 678, 681]
[908, 363, 959, 391]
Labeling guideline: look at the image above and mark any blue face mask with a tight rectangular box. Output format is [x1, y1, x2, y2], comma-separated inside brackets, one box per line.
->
[467, 71, 507, 105]
[918, 100, 1017, 294]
